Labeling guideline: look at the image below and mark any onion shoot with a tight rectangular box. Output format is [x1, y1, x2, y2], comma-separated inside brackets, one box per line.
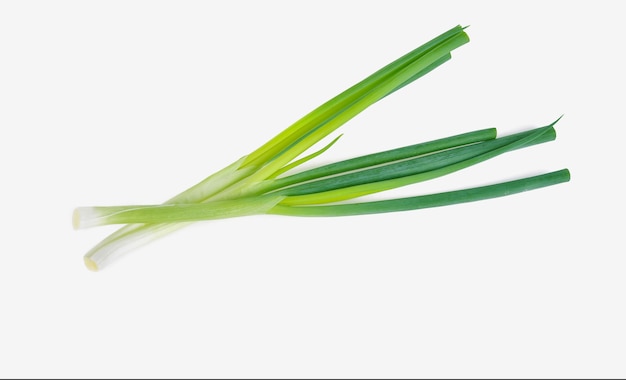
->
[74, 25, 569, 271]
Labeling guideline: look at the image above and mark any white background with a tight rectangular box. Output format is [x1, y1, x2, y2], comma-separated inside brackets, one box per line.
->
[1, 1, 624, 378]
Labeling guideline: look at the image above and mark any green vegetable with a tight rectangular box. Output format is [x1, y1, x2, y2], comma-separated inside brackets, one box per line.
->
[75, 25, 569, 271]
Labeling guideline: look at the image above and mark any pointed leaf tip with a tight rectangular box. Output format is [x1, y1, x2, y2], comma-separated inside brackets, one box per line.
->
[548, 115, 564, 128]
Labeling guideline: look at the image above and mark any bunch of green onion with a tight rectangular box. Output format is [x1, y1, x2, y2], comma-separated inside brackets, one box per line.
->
[74, 25, 570, 271]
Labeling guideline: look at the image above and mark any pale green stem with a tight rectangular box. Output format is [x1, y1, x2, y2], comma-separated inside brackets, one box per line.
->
[82, 157, 253, 271]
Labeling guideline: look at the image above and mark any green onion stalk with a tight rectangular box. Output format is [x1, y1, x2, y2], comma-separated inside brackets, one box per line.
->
[74, 25, 570, 271]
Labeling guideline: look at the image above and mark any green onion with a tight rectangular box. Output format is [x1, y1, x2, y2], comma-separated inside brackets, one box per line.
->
[73, 124, 564, 227]
[75, 25, 569, 271]
[271, 169, 571, 217]
[77, 169, 569, 226]
[255, 127, 498, 193]
[241, 25, 469, 170]
[273, 124, 556, 199]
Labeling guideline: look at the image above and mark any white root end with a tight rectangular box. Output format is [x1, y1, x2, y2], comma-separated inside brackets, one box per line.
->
[72, 208, 81, 230]
[72, 207, 101, 230]
[84, 257, 99, 272]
